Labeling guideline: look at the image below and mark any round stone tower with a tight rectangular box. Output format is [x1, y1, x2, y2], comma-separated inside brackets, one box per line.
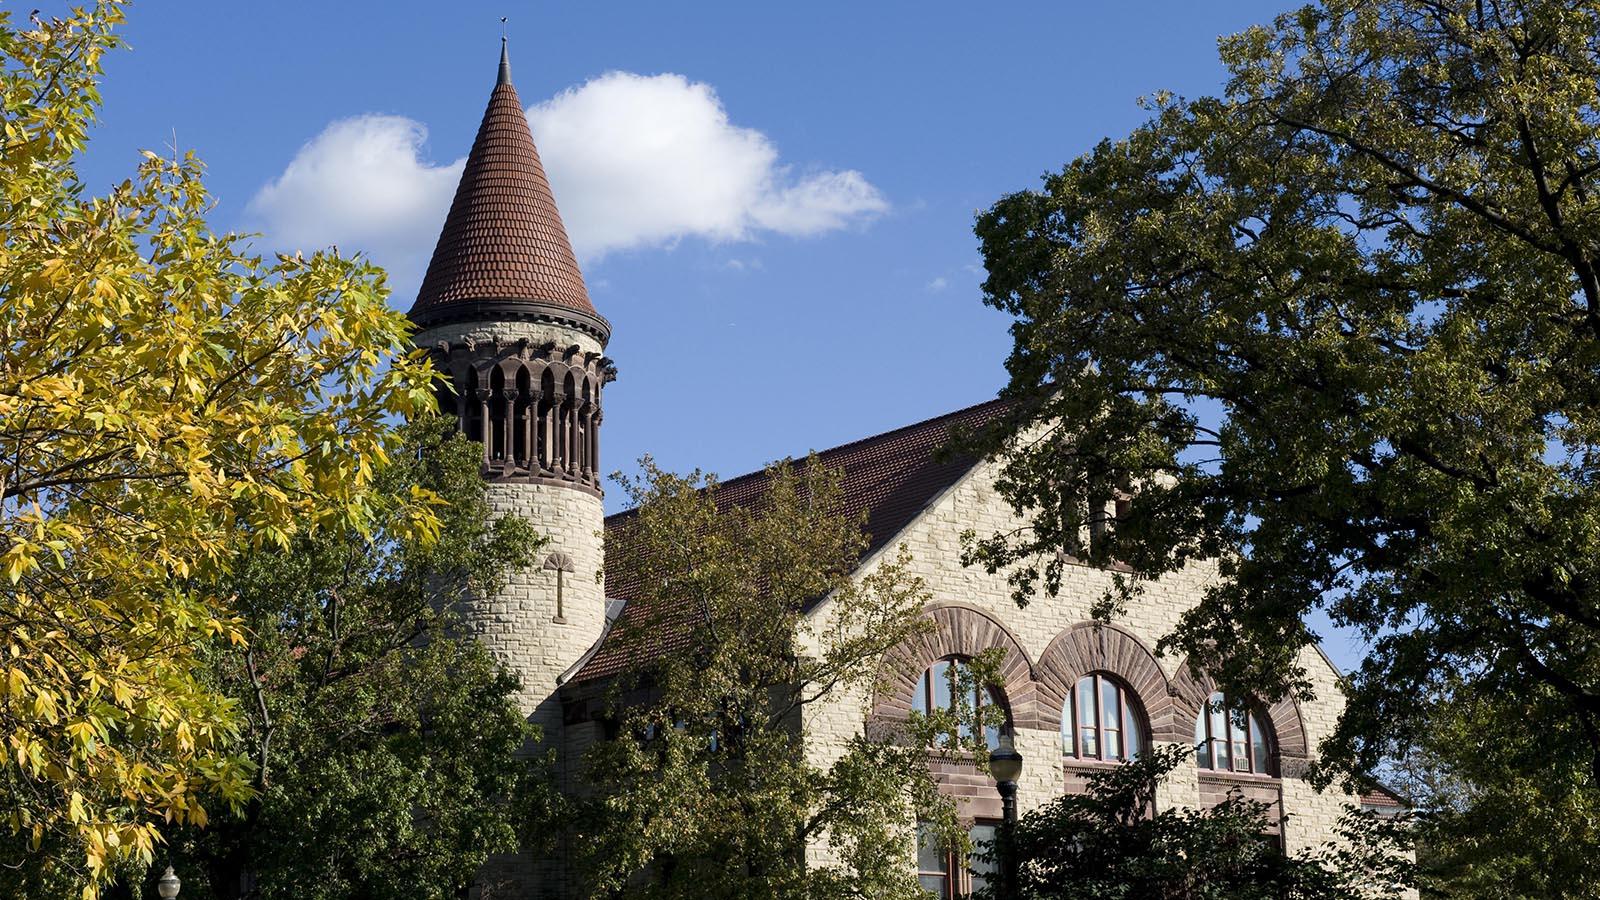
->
[409, 40, 613, 738]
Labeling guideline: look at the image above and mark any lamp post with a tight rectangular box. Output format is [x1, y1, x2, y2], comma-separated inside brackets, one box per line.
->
[989, 735, 1024, 900]
[156, 865, 181, 899]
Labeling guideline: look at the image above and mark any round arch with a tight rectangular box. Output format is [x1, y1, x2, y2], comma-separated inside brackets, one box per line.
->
[1170, 663, 1310, 763]
[1036, 622, 1177, 741]
[872, 603, 1040, 732]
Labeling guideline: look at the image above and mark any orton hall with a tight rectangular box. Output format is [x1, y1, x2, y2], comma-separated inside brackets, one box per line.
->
[404, 42, 1400, 899]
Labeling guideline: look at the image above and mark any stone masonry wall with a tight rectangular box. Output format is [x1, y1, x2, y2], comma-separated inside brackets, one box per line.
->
[415, 322, 607, 900]
[801, 456, 1363, 874]
[476, 481, 607, 732]
[463, 480, 605, 900]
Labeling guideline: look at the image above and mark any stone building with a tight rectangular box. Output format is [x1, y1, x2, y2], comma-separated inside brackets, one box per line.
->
[410, 43, 1399, 900]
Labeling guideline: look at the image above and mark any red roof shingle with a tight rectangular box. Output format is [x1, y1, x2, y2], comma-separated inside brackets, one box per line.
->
[409, 51, 598, 329]
[570, 398, 1010, 683]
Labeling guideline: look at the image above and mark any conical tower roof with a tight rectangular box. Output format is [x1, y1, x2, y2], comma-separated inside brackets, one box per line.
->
[409, 40, 605, 341]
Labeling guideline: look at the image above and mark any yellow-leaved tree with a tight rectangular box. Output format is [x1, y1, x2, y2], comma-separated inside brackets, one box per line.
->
[0, 4, 438, 895]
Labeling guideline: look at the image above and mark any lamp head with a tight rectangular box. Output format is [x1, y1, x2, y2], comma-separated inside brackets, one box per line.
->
[157, 866, 181, 899]
[990, 733, 1024, 784]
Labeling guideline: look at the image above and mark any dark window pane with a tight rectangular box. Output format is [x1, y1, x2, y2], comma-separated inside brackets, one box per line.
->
[1210, 702, 1230, 770]
[1078, 679, 1096, 731]
[1250, 713, 1270, 774]
[1230, 708, 1250, 740]
[1101, 678, 1120, 733]
[969, 823, 997, 893]
[917, 822, 946, 873]
[1062, 694, 1076, 757]
[932, 661, 953, 712]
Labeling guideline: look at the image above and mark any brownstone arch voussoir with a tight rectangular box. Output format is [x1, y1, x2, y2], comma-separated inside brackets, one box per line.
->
[1171, 663, 1310, 764]
[1036, 622, 1178, 741]
[871, 603, 1041, 734]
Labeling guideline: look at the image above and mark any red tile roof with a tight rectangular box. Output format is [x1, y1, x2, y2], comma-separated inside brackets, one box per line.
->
[1359, 785, 1408, 809]
[409, 49, 598, 329]
[569, 398, 1010, 683]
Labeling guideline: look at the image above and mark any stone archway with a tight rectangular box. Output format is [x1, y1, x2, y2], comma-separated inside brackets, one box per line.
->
[872, 603, 1040, 733]
[1036, 621, 1178, 741]
[1171, 663, 1310, 769]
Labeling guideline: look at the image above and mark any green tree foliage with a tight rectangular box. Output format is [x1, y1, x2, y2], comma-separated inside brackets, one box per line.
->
[1386, 682, 1600, 897]
[963, 0, 1600, 867]
[0, 4, 435, 894]
[142, 421, 549, 900]
[568, 458, 986, 899]
[984, 745, 1412, 900]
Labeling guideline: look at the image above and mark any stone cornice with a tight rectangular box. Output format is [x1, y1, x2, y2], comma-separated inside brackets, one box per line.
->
[410, 298, 612, 347]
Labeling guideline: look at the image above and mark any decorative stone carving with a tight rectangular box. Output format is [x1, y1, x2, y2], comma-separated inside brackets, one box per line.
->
[428, 339, 611, 493]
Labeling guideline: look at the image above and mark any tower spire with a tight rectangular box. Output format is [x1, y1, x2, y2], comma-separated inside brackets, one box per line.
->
[409, 39, 606, 342]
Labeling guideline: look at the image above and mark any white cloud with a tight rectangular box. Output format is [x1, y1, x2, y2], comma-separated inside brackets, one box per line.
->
[247, 72, 887, 288]
[528, 72, 886, 258]
[926, 276, 950, 292]
[246, 115, 462, 282]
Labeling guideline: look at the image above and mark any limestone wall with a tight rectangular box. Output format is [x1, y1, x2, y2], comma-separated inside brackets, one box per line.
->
[474, 482, 606, 730]
[801, 456, 1364, 871]
[416, 315, 609, 900]
[463, 479, 606, 900]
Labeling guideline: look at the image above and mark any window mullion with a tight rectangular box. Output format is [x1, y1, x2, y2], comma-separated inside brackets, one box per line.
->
[1092, 674, 1103, 760]
[1111, 680, 1123, 761]
[1070, 684, 1079, 758]
[1242, 712, 1252, 773]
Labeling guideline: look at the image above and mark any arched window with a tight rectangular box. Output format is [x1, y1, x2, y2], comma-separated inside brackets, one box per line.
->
[1062, 672, 1146, 761]
[536, 368, 555, 471]
[1194, 691, 1274, 775]
[464, 368, 485, 446]
[911, 657, 1009, 751]
[513, 366, 532, 467]
[488, 367, 508, 462]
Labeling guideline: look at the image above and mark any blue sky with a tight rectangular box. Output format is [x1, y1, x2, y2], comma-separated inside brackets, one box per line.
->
[72, 0, 1366, 672]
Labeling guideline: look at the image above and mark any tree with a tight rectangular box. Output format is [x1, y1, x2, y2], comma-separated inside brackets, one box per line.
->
[982, 745, 1412, 900]
[141, 421, 548, 900]
[963, 0, 1600, 856]
[567, 458, 991, 899]
[1385, 683, 1600, 898]
[0, 3, 435, 893]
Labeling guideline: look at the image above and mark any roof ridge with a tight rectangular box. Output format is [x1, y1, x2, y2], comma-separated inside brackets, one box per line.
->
[581, 396, 1013, 683]
[603, 396, 1007, 525]
[790, 394, 1006, 462]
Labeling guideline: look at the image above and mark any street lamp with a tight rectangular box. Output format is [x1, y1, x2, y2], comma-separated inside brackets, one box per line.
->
[156, 866, 181, 899]
[990, 734, 1024, 899]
